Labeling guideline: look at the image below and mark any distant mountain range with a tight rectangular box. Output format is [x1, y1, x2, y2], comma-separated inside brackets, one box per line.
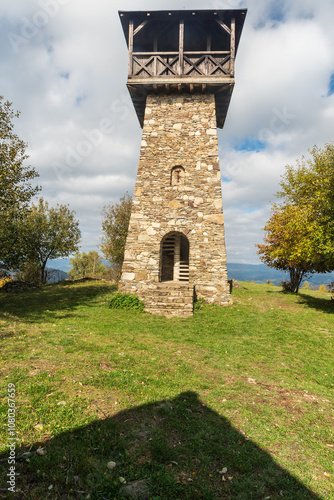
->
[45, 268, 69, 283]
[48, 259, 334, 287]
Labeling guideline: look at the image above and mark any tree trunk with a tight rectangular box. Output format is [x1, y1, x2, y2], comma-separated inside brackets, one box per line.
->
[41, 261, 47, 285]
[289, 267, 305, 293]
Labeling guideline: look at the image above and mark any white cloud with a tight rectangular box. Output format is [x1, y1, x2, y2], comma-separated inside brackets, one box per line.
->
[1, 0, 334, 264]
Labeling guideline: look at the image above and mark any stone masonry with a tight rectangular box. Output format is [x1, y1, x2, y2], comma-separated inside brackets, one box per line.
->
[119, 93, 231, 316]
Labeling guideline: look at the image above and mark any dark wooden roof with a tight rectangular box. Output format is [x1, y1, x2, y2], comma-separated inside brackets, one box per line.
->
[119, 10, 246, 55]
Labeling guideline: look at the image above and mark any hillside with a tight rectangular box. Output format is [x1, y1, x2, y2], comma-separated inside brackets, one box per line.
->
[0, 281, 332, 499]
[50, 258, 334, 286]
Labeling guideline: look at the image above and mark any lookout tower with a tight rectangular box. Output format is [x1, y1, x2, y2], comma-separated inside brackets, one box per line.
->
[119, 9, 246, 317]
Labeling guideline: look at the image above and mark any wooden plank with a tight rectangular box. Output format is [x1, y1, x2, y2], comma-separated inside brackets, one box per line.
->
[132, 51, 230, 56]
[128, 19, 134, 76]
[133, 19, 149, 36]
[179, 19, 184, 76]
[153, 38, 158, 75]
[230, 17, 235, 76]
[216, 19, 231, 35]
[206, 36, 211, 75]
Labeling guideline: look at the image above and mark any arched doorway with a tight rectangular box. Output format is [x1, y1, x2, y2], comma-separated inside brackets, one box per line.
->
[160, 232, 189, 282]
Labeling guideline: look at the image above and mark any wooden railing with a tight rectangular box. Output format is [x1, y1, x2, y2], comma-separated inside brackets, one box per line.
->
[130, 51, 232, 78]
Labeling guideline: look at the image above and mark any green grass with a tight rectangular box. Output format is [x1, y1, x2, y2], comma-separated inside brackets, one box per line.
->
[0, 280, 333, 499]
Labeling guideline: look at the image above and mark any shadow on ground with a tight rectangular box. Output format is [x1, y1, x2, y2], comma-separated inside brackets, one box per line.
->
[265, 289, 333, 314]
[0, 391, 320, 499]
[0, 282, 117, 323]
[297, 293, 333, 314]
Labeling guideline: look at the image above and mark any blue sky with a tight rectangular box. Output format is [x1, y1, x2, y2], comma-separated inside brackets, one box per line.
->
[1, 0, 334, 264]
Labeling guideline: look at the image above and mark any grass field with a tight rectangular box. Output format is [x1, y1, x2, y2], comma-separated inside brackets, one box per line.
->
[0, 280, 333, 499]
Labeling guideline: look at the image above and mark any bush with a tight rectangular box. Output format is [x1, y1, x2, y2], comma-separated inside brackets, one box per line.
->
[109, 292, 145, 311]
[193, 297, 206, 311]
[281, 280, 294, 292]
[318, 285, 327, 293]
[16, 261, 41, 285]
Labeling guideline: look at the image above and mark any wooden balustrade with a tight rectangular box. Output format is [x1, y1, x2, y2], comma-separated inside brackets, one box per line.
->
[130, 51, 233, 78]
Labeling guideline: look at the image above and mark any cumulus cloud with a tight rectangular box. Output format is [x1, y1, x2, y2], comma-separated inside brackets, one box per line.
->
[1, 0, 334, 263]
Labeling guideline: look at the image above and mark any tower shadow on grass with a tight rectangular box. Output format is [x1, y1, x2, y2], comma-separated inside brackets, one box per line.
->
[0, 391, 320, 499]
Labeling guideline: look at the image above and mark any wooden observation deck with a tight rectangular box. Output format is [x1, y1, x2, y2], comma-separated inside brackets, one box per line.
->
[119, 9, 247, 128]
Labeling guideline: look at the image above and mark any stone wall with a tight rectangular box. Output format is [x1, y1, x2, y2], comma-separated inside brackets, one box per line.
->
[119, 92, 231, 314]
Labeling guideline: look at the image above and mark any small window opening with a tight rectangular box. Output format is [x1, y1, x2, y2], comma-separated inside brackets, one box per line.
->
[171, 165, 185, 186]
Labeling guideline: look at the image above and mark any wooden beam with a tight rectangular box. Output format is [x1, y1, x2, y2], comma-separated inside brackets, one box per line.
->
[202, 83, 207, 93]
[230, 17, 235, 76]
[153, 84, 158, 93]
[178, 83, 182, 93]
[153, 37, 158, 75]
[165, 84, 170, 94]
[128, 19, 134, 76]
[190, 83, 194, 93]
[216, 19, 231, 35]
[206, 36, 211, 75]
[133, 19, 149, 37]
[179, 19, 184, 76]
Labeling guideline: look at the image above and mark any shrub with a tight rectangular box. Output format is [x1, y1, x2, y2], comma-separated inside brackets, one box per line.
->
[194, 297, 205, 311]
[281, 280, 294, 292]
[318, 285, 327, 293]
[109, 292, 145, 311]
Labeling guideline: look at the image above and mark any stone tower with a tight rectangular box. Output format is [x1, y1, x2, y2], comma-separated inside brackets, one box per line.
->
[118, 9, 246, 317]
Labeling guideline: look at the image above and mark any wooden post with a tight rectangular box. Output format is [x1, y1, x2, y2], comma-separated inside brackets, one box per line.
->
[179, 19, 184, 76]
[206, 35, 211, 75]
[128, 19, 134, 77]
[230, 17, 235, 76]
[153, 36, 158, 76]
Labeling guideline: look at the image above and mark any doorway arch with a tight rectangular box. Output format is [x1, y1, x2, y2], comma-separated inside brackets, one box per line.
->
[160, 232, 189, 282]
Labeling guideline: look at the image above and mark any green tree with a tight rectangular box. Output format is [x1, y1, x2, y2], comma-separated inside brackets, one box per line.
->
[25, 198, 81, 284]
[69, 251, 105, 280]
[278, 143, 334, 268]
[0, 96, 40, 270]
[257, 144, 334, 292]
[100, 192, 132, 278]
[256, 204, 329, 293]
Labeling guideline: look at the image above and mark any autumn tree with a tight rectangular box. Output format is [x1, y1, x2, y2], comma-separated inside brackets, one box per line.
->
[257, 144, 334, 292]
[69, 251, 105, 280]
[24, 198, 81, 284]
[256, 204, 330, 292]
[0, 96, 40, 271]
[100, 192, 132, 278]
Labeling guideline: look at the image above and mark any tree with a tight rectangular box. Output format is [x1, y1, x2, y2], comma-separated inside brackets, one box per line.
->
[278, 143, 334, 268]
[68, 251, 105, 280]
[0, 96, 41, 270]
[24, 198, 81, 284]
[100, 192, 132, 278]
[256, 204, 330, 293]
[257, 144, 334, 292]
